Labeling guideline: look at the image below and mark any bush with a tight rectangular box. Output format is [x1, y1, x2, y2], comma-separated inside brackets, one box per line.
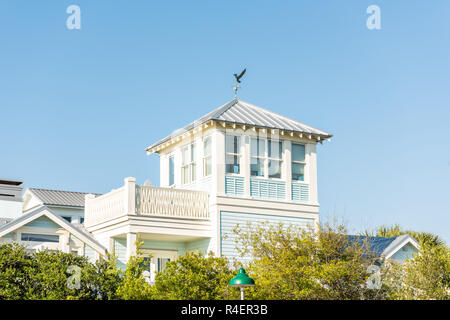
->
[151, 251, 237, 300]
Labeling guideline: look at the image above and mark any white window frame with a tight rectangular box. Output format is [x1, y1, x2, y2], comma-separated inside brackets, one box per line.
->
[202, 136, 212, 177]
[291, 142, 306, 182]
[225, 134, 242, 175]
[181, 143, 196, 184]
[168, 154, 175, 186]
[250, 137, 283, 180]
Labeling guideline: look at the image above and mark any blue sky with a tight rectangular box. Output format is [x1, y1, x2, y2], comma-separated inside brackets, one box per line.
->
[1, 1, 449, 243]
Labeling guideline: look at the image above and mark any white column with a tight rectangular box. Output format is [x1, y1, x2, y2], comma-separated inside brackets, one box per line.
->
[124, 177, 136, 215]
[306, 143, 318, 205]
[126, 232, 137, 261]
[242, 135, 250, 197]
[284, 140, 292, 201]
[84, 193, 96, 227]
[214, 129, 225, 196]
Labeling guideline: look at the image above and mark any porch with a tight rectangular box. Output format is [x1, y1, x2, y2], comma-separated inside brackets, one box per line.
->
[84, 177, 213, 269]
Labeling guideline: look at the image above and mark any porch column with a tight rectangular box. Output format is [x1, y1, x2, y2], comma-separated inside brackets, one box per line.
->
[126, 232, 137, 261]
[124, 177, 136, 215]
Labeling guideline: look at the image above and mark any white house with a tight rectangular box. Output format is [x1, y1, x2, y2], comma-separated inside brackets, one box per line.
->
[0, 98, 419, 278]
[0, 186, 106, 262]
[84, 98, 333, 274]
[0, 179, 24, 219]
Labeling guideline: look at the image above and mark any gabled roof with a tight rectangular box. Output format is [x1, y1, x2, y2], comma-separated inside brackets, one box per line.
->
[347, 234, 420, 259]
[146, 98, 332, 153]
[0, 207, 107, 256]
[28, 188, 101, 208]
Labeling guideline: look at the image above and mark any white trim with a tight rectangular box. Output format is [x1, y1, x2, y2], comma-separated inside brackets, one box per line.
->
[383, 235, 420, 260]
[0, 207, 107, 256]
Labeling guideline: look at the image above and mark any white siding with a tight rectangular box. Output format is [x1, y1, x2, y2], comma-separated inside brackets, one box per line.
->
[220, 211, 314, 263]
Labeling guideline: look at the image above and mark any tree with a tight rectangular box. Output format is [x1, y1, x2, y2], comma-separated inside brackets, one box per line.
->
[152, 251, 237, 300]
[232, 222, 391, 300]
[0, 243, 34, 299]
[115, 239, 154, 300]
[386, 244, 450, 300]
[364, 224, 446, 248]
[0, 243, 122, 300]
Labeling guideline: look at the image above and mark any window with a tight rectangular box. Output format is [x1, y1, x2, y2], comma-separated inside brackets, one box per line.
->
[21, 233, 59, 243]
[80, 217, 85, 224]
[268, 139, 283, 178]
[182, 143, 196, 184]
[250, 137, 265, 177]
[203, 137, 212, 177]
[169, 155, 175, 186]
[292, 143, 306, 181]
[225, 135, 241, 174]
[251, 138, 283, 179]
[157, 258, 171, 272]
[62, 216, 72, 223]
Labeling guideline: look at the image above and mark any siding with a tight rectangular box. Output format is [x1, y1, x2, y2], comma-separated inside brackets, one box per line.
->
[186, 238, 211, 254]
[391, 243, 418, 262]
[250, 179, 286, 200]
[225, 176, 245, 196]
[141, 239, 187, 256]
[220, 211, 314, 262]
[25, 216, 60, 229]
[291, 183, 309, 202]
[114, 238, 127, 270]
[84, 244, 97, 263]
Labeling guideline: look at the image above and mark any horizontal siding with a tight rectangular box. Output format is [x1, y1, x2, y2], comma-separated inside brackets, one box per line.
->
[291, 183, 309, 202]
[25, 216, 60, 229]
[84, 244, 97, 263]
[250, 179, 286, 200]
[220, 211, 314, 263]
[114, 238, 127, 270]
[225, 176, 245, 196]
[141, 239, 187, 256]
[186, 238, 211, 254]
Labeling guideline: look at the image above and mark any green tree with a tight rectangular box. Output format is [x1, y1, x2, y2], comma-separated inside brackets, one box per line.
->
[152, 251, 237, 300]
[364, 224, 445, 248]
[386, 244, 450, 300]
[0, 243, 122, 300]
[116, 239, 154, 300]
[232, 222, 390, 300]
[0, 243, 34, 299]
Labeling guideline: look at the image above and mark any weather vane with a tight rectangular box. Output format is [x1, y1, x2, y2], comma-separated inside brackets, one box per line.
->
[232, 68, 246, 98]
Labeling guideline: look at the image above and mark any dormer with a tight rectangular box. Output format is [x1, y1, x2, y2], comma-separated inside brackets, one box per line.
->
[146, 99, 332, 205]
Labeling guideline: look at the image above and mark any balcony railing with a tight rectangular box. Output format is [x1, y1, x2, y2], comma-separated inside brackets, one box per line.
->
[84, 177, 209, 227]
[136, 185, 209, 219]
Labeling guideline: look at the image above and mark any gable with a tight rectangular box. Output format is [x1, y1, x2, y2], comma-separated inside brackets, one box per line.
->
[391, 243, 418, 261]
[24, 215, 61, 229]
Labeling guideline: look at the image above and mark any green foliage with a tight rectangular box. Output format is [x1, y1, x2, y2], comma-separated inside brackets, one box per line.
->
[232, 222, 390, 300]
[0, 243, 35, 299]
[115, 239, 154, 300]
[386, 244, 450, 300]
[0, 243, 121, 300]
[364, 224, 446, 248]
[152, 251, 237, 300]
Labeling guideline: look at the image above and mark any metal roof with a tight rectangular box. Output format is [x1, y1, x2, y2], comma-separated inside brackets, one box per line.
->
[347, 235, 399, 257]
[0, 207, 107, 255]
[29, 188, 101, 208]
[146, 98, 332, 152]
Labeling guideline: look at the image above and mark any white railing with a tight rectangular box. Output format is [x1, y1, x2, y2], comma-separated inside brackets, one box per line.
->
[85, 186, 125, 227]
[136, 185, 209, 219]
[85, 177, 210, 227]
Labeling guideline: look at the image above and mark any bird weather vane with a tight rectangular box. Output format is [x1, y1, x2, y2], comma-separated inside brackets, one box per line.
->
[232, 68, 246, 98]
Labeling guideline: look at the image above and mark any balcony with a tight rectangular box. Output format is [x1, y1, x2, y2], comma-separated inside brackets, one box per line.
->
[84, 177, 210, 229]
